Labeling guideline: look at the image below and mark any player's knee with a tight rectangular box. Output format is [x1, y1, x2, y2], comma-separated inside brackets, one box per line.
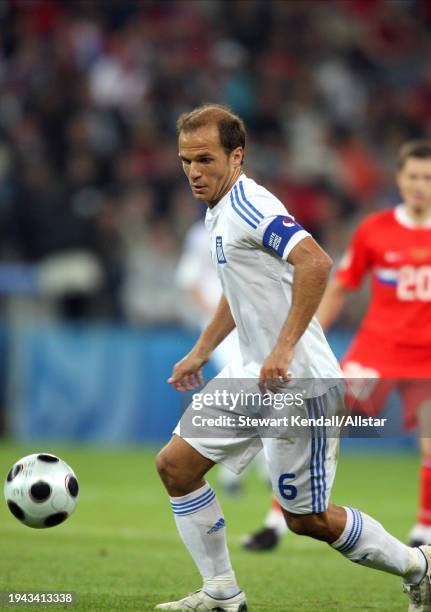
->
[156, 448, 176, 484]
[155, 448, 195, 494]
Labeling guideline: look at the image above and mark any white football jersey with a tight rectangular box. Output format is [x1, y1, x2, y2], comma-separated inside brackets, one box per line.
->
[205, 173, 342, 394]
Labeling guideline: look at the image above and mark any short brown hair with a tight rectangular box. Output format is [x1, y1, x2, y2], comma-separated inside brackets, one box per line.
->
[398, 140, 431, 169]
[177, 104, 246, 157]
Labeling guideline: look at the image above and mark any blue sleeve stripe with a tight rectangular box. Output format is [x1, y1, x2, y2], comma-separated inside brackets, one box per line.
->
[230, 192, 257, 228]
[233, 185, 261, 225]
[238, 181, 264, 219]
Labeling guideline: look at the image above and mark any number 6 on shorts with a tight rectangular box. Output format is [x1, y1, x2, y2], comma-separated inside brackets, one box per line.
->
[278, 473, 297, 500]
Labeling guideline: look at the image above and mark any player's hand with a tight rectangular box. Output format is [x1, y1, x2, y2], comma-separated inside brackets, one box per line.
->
[167, 351, 209, 392]
[259, 345, 294, 394]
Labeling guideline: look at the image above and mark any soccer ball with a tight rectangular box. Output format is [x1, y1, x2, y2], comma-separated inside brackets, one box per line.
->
[4, 453, 79, 529]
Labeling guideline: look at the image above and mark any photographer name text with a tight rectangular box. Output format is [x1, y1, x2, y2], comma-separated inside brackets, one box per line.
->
[191, 415, 387, 428]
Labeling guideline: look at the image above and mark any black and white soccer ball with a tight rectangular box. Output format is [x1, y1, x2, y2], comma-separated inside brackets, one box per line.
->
[4, 453, 79, 528]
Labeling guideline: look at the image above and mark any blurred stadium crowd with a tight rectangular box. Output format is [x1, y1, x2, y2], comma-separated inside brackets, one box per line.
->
[0, 0, 431, 323]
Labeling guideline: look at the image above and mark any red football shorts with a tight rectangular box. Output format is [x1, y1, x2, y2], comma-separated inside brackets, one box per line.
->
[341, 337, 431, 431]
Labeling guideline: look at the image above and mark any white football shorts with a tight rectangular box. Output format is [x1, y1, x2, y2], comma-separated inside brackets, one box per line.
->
[173, 361, 344, 515]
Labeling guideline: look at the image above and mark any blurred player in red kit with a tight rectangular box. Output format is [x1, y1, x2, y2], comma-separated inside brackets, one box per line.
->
[243, 140, 431, 551]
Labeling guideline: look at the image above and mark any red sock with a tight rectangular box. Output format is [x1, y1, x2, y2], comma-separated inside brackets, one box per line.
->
[419, 456, 431, 525]
[272, 496, 282, 513]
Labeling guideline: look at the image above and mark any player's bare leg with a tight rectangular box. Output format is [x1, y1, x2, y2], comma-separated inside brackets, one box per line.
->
[155, 435, 247, 611]
[282, 503, 431, 611]
[156, 434, 214, 496]
[410, 402, 431, 547]
[282, 504, 345, 542]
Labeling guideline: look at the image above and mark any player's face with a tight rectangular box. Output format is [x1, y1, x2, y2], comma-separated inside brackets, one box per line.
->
[179, 125, 243, 207]
[397, 157, 431, 214]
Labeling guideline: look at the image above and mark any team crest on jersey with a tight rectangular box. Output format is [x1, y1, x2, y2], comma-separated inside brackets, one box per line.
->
[216, 236, 227, 264]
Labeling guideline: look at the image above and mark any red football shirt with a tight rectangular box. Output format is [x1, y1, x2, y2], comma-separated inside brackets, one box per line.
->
[336, 205, 431, 376]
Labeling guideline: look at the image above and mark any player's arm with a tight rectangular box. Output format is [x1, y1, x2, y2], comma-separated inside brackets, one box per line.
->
[194, 293, 236, 358]
[316, 277, 350, 330]
[168, 294, 235, 391]
[260, 236, 332, 384]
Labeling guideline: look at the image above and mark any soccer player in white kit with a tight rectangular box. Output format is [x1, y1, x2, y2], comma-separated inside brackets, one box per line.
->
[155, 105, 431, 611]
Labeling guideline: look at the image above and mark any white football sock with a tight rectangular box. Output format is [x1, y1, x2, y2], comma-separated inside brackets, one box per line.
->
[170, 482, 239, 598]
[332, 507, 426, 584]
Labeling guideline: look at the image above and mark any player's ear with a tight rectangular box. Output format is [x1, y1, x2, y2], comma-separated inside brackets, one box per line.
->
[231, 147, 244, 167]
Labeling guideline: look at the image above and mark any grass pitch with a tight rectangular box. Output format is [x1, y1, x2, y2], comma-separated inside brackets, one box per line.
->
[0, 441, 419, 611]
